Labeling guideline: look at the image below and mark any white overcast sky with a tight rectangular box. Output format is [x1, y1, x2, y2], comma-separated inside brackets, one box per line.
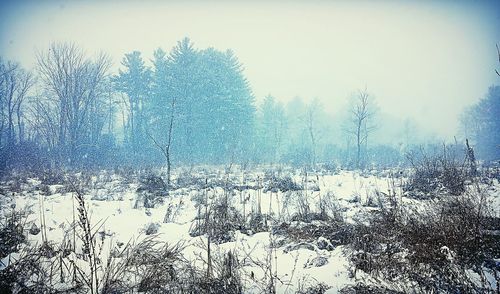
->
[1, 0, 499, 138]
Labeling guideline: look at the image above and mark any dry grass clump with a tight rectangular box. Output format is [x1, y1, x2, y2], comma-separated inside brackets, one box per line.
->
[347, 187, 500, 293]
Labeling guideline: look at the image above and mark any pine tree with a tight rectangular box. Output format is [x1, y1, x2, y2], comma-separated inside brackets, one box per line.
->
[259, 95, 286, 163]
[113, 51, 151, 154]
[461, 86, 500, 161]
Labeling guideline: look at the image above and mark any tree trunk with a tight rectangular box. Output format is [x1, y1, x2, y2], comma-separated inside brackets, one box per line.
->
[16, 104, 23, 143]
[166, 145, 171, 187]
[356, 121, 361, 169]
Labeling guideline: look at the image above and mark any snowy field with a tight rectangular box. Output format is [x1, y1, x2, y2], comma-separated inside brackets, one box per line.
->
[2, 0, 499, 292]
[1, 166, 499, 293]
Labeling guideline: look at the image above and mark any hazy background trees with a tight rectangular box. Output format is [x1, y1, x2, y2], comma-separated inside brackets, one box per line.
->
[257, 95, 286, 164]
[0, 40, 498, 171]
[460, 85, 500, 162]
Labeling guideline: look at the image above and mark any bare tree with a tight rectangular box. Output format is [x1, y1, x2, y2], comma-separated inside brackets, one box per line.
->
[0, 60, 34, 147]
[103, 79, 119, 135]
[14, 70, 35, 144]
[305, 99, 321, 167]
[345, 88, 377, 168]
[0, 60, 17, 147]
[36, 43, 111, 162]
[28, 95, 59, 150]
[148, 95, 176, 187]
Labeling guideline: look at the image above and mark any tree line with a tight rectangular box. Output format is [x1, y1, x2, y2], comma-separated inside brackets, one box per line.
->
[0, 39, 498, 171]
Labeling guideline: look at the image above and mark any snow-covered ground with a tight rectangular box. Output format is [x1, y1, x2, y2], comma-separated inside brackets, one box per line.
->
[1, 166, 499, 293]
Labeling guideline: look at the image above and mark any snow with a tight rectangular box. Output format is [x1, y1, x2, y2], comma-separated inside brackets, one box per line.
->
[1, 167, 499, 293]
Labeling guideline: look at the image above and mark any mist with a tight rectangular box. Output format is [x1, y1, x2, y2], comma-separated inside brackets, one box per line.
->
[1, 0, 499, 141]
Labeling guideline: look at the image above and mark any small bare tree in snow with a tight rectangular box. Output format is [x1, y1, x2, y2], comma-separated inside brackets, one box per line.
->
[345, 88, 377, 169]
[148, 94, 176, 187]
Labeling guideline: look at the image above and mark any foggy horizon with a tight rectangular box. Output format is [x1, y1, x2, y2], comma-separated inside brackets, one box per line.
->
[2, 0, 499, 139]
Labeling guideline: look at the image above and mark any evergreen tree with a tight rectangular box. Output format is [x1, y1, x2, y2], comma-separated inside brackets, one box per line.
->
[195, 48, 255, 163]
[259, 95, 286, 163]
[461, 85, 500, 161]
[165, 38, 199, 164]
[113, 51, 151, 154]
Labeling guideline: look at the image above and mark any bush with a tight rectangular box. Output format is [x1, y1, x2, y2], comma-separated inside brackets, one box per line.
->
[246, 212, 269, 234]
[340, 283, 404, 294]
[276, 219, 353, 248]
[143, 222, 160, 235]
[136, 172, 168, 208]
[264, 173, 302, 193]
[0, 245, 56, 293]
[405, 144, 473, 197]
[39, 169, 65, 186]
[0, 207, 80, 293]
[347, 188, 500, 292]
[190, 193, 244, 244]
[0, 207, 28, 258]
[194, 251, 243, 294]
[176, 170, 204, 188]
[296, 282, 330, 294]
[125, 238, 186, 293]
